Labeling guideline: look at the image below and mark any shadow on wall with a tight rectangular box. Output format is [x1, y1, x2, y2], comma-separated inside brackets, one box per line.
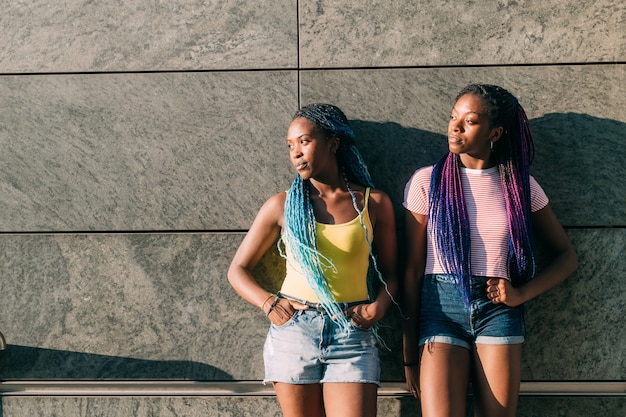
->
[352, 113, 625, 227]
[529, 113, 625, 226]
[351, 113, 624, 416]
[0, 114, 621, 417]
[0, 345, 232, 379]
[351, 119, 446, 213]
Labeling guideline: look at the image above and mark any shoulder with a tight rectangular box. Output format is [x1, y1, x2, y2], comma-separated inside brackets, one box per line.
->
[367, 188, 395, 230]
[403, 165, 433, 213]
[528, 174, 549, 211]
[405, 165, 434, 190]
[528, 174, 543, 190]
[367, 188, 395, 222]
[368, 188, 393, 209]
[368, 187, 391, 203]
[265, 191, 287, 208]
[254, 191, 286, 226]
[414, 165, 434, 179]
[409, 165, 433, 178]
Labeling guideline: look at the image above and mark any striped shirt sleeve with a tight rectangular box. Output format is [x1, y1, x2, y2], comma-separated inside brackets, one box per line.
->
[403, 165, 433, 214]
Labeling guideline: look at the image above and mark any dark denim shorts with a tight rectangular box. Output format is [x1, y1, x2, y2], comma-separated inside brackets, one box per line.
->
[419, 274, 525, 350]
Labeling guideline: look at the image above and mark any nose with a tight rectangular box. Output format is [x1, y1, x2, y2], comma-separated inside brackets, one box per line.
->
[290, 144, 302, 159]
[449, 118, 463, 133]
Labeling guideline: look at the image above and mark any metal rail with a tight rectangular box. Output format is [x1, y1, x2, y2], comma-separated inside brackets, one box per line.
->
[0, 381, 623, 397]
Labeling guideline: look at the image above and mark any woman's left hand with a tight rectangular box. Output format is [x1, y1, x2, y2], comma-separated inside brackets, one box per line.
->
[345, 302, 380, 330]
[486, 278, 524, 307]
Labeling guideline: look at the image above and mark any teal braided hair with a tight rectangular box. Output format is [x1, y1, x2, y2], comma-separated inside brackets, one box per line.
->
[278, 103, 396, 337]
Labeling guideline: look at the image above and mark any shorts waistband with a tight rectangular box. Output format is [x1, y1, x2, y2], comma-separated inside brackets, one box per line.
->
[278, 292, 368, 311]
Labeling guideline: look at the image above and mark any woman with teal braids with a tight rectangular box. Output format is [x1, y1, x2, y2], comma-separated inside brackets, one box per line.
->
[229, 103, 399, 417]
[402, 84, 577, 417]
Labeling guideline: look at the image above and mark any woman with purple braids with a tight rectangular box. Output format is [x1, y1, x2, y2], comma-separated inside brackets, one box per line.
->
[229, 103, 399, 417]
[402, 84, 577, 417]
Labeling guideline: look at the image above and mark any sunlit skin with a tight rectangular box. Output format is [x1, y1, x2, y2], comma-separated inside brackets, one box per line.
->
[228, 115, 399, 417]
[448, 93, 503, 170]
[403, 92, 578, 417]
[287, 118, 341, 187]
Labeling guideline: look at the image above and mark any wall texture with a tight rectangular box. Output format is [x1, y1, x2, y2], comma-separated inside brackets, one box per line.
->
[0, 0, 624, 416]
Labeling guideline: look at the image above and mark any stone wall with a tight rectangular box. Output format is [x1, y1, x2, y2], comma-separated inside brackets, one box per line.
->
[0, 1, 624, 415]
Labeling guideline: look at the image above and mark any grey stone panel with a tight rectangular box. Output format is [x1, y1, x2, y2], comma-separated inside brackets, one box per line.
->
[0, 0, 297, 73]
[517, 397, 625, 417]
[0, 72, 297, 232]
[0, 233, 280, 380]
[0, 396, 622, 416]
[299, 65, 626, 227]
[523, 228, 626, 380]
[299, 0, 625, 68]
[1, 66, 622, 232]
[0, 229, 622, 381]
[0, 396, 284, 417]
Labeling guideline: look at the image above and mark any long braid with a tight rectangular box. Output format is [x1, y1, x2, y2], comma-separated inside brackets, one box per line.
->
[430, 85, 536, 307]
[497, 95, 536, 285]
[280, 174, 341, 320]
[279, 103, 399, 337]
[429, 152, 473, 307]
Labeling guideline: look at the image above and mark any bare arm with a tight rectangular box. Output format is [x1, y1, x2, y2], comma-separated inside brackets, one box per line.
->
[227, 193, 285, 311]
[522, 204, 578, 300]
[403, 209, 428, 396]
[488, 204, 578, 306]
[370, 190, 399, 315]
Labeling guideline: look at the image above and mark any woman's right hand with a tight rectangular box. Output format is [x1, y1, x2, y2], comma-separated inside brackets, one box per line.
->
[267, 298, 309, 326]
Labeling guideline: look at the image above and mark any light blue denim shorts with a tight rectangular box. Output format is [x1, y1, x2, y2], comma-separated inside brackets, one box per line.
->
[419, 274, 525, 350]
[263, 308, 380, 385]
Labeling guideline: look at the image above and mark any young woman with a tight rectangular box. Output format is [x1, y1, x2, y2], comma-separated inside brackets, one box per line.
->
[402, 84, 578, 417]
[228, 103, 398, 417]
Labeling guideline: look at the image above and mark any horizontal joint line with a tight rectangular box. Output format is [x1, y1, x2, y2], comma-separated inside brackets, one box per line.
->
[0, 381, 623, 397]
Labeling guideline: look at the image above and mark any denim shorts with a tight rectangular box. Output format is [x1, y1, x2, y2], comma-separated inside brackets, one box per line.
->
[263, 309, 380, 385]
[419, 274, 525, 350]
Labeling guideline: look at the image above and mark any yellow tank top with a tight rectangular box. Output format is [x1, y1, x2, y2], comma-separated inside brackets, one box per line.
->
[280, 188, 372, 303]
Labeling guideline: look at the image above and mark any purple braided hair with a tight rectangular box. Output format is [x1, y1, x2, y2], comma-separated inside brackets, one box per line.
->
[429, 84, 536, 307]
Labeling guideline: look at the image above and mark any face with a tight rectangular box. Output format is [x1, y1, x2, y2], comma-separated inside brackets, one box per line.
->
[448, 93, 502, 167]
[286, 117, 339, 181]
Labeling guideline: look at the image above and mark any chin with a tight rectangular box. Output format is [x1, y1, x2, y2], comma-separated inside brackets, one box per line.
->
[296, 172, 312, 181]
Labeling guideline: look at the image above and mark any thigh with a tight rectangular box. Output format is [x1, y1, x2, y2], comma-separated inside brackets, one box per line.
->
[273, 382, 324, 417]
[420, 343, 471, 417]
[472, 343, 522, 417]
[323, 382, 378, 417]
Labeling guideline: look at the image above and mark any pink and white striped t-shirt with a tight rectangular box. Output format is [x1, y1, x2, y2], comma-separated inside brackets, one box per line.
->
[403, 165, 549, 280]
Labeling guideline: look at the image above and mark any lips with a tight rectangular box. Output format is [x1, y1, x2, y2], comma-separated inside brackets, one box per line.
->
[448, 135, 462, 144]
[295, 161, 308, 171]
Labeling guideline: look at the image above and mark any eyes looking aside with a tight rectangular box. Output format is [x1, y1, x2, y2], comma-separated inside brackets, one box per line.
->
[286, 117, 339, 179]
[448, 94, 503, 165]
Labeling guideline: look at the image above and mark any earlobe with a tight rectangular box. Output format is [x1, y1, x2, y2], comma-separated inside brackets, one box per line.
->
[491, 126, 504, 142]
